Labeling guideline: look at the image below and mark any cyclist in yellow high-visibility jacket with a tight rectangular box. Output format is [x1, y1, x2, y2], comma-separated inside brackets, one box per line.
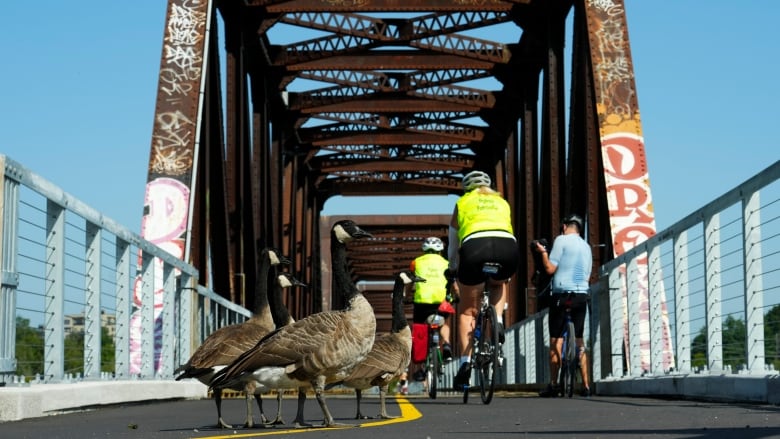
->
[399, 237, 455, 391]
[449, 170, 519, 389]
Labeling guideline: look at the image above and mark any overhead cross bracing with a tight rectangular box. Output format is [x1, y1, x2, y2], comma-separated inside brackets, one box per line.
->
[146, 0, 649, 331]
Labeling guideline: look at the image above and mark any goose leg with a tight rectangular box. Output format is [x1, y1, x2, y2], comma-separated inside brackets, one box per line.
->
[250, 393, 271, 427]
[313, 376, 354, 428]
[378, 384, 398, 419]
[268, 390, 285, 425]
[354, 389, 369, 419]
[246, 381, 268, 428]
[214, 388, 233, 429]
[292, 388, 311, 428]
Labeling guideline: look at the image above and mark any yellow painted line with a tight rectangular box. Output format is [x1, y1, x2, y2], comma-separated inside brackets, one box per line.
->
[193, 396, 421, 438]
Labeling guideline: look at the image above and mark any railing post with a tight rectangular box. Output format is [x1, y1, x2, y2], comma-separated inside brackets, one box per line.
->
[114, 239, 131, 379]
[159, 263, 176, 378]
[44, 200, 66, 383]
[590, 276, 604, 381]
[176, 272, 193, 372]
[626, 257, 644, 376]
[140, 252, 155, 378]
[0, 160, 20, 381]
[674, 230, 691, 373]
[704, 214, 723, 372]
[84, 222, 102, 380]
[742, 190, 765, 373]
[608, 267, 625, 377]
[648, 244, 666, 375]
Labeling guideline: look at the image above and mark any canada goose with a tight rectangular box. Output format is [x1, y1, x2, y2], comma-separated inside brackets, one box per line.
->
[210, 219, 375, 428]
[174, 248, 289, 428]
[336, 270, 424, 419]
[260, 263, 302, 426]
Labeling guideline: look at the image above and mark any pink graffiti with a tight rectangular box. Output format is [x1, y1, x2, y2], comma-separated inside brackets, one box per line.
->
[141, 177, 190, 244]
[601, 132, 656, 255]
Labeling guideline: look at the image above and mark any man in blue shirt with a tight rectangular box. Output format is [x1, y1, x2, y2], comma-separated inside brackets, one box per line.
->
[534, 214, 593, 397]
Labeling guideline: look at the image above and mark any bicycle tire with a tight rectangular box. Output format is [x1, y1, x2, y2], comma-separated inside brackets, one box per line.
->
[563, 321, 576, 398]
[427, 347, 439, 399]
[477, 304, 499, 404]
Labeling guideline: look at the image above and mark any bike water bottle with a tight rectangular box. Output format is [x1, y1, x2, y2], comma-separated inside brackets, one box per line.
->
[432, 333, 439, 344]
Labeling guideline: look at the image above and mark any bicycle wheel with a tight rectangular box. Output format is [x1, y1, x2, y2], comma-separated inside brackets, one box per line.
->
[427, 348, 439, 399]
[562, 321, 576, 398]
[477, 305, 499, 404]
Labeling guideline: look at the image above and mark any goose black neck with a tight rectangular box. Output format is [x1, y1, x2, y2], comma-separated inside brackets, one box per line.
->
[253, 249, 272, 313]
[270, 270, 292, 326]
[331, 233, 359, 306]
[390, 276, 409, 333]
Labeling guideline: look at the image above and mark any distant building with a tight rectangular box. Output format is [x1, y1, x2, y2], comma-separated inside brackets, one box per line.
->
[64, 311, 116, 337]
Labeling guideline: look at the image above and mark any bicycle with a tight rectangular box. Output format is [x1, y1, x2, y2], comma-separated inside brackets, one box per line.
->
[558, 294, 578, 398]
[423, 311, 448, 399]
[461, 262, 503, 404]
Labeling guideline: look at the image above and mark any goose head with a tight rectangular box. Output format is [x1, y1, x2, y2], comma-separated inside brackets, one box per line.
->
[332, 220, 373, 244]
[390, 270, 424, 332]
[264, 247, 291, 266]
[398, 270, 425, 287]
[277, 272, 307, 289]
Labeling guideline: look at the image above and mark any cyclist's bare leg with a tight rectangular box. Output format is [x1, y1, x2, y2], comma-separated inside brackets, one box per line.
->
[455, 280, 481, 361]
[487, 279, 508, 323]
[441, 321, 451, 347]
[577, 338, 590, 390]
[549, 336, 562, 385]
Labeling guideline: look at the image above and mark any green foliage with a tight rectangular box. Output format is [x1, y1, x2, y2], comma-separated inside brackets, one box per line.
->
[15, 318, 116, 379]
[690, 305, 780, 371]
[64, 327, 117, 376]
[15, 317, 44, 378]
[764, 304, 780, 370]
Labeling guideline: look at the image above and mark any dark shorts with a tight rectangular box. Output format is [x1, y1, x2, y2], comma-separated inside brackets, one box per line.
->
[413, 303, 442, 324]
[457, 236, 519, 286]
[547, 293, 589, 338]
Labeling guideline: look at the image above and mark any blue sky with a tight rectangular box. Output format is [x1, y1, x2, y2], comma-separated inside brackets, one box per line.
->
[1, 1, 777, 234]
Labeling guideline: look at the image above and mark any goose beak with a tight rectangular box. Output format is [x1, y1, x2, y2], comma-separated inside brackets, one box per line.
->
[293, 278, 308, 288]
[279, 254, 292, 265]
[414, 275, 426, 283]
[352, 226, 373, 239]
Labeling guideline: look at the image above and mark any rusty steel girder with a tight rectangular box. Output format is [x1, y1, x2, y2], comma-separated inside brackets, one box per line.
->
[144, 0, 654, 336]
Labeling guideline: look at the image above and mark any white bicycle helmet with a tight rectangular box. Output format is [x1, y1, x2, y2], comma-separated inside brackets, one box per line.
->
[422, 236, 444, 252]
[462, 170, 491, 192]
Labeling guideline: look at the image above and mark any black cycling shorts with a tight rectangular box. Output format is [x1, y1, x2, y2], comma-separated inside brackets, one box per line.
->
[413, 303, 442, 324]
[457, 235, 519, 286]
[547, 293, 589, 338]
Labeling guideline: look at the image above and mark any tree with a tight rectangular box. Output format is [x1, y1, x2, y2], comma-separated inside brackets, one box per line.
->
[64, 327, 117, 376]
[15, 317, 44, 378]
[764, 304, 780, 370]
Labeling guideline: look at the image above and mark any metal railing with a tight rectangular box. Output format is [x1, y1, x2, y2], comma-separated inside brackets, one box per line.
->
[501, 160, 780, 403]
[592, 160, 780, 380]
[0, 154, 250, 385]
[1, 153, 778, 405]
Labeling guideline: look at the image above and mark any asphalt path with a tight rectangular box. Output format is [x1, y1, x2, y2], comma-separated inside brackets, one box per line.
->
[2, 390, 779, 439]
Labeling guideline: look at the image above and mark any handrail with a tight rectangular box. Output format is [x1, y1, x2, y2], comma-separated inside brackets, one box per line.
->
[0, 154, 250, 385]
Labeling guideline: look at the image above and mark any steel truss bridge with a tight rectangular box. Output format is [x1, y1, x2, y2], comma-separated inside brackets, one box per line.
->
[144, 0, 652, 332]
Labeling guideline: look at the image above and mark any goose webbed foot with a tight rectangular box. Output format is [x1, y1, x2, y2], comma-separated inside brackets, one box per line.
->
[317, 421, 358, 428]
[266, 416, 285, 426]
[245, 418, 271, 429]
[355, 412, 371, 420]
[291, 418, 313, 429]
[217, 418, 233, 429]
[378, 413, 399, 419]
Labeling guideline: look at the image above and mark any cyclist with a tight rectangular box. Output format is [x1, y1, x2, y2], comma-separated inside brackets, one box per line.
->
[408, 237, 455, 382]
[533, 213, 593, 397]
[449, 170, 519, 389]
